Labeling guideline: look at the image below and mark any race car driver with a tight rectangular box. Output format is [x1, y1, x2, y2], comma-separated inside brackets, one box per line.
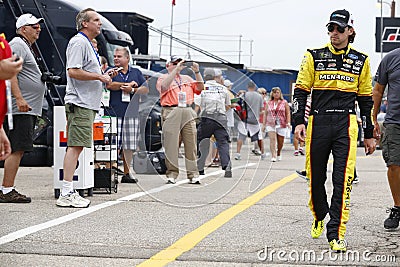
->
[292, 9, 376, 252]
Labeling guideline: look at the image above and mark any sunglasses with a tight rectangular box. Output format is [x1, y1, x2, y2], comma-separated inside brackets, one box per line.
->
[28, 24, 41, 30]
[327, 24, 346, 34]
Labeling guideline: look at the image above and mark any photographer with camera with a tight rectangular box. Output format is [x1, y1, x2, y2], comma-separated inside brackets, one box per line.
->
[156, 56, 204, 184]
[0, 14, 45, 203]
[0, 14, 46, 204]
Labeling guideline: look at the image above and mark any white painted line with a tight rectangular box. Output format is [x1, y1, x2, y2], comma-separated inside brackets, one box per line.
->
[0, 163, 255, 245]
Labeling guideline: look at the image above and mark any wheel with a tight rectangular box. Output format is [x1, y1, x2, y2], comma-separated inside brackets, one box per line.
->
[47, 146, 54, 167]
[54, 189, 60, 199]
[78, 189, 85, 197]
[114, 177, 118, 193]
[20, 146, 47, 166]
[87, 188, 93, 196]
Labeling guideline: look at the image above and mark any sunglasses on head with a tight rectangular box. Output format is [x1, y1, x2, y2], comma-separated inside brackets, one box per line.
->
[327, 23, 346, 33]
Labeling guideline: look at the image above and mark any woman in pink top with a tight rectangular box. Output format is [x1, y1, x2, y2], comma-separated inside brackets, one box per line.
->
[262, 87, 291, 162]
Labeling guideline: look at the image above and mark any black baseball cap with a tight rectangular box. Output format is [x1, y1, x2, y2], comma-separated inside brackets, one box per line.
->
[327, 9, 354, 28]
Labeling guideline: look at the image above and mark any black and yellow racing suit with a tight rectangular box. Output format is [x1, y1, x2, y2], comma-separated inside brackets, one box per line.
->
[292, 42, 373, 242]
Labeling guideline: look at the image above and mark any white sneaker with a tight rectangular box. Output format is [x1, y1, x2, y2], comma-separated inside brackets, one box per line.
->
[189, 177, 201, 184]
[166, 178, 176, 184]
[271, 157, 277, 162]
[277, 155, 282, 161]
[234, 153, 241, 160]
[56, 191, 90, 208]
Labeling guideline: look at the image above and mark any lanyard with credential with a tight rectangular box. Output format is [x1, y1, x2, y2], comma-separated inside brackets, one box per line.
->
[119, 70, 130, 83]
[174, 76, 183, 91]
[175, 76, 187, 107]
[78, 31, 100, 66]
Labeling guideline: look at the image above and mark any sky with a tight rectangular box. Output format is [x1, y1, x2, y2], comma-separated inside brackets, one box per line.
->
[65, 0, 393, 73]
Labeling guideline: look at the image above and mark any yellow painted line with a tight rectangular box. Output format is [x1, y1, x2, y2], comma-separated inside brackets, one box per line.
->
[138, 173, 298, 267]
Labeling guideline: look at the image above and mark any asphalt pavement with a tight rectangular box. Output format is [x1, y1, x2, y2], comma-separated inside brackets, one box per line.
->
[0, 141, 398, 266]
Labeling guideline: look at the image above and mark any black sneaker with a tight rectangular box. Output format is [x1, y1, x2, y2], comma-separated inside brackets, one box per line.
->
[199, 170, 205, 175]
[112, 166, 124, 175]
[0, 189, 31, 203]
[224, 166, 232, 178]
[224, 170, 232, 178]
[296, 170, 308, 181]
[121, 174, 138, 183]
[384, 207, 400, 230]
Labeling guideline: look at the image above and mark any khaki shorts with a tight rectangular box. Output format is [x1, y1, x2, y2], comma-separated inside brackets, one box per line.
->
[65, 103, 96, 148]
[382, 123, 400, 167]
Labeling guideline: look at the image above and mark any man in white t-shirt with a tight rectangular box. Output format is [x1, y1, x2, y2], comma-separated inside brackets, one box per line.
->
[57, 8, 117, 208]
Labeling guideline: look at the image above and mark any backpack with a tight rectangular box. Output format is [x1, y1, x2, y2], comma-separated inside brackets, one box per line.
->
[133, 151, 166, 174]
[149, 151, 167, 174]
[234, 94, 247, 122]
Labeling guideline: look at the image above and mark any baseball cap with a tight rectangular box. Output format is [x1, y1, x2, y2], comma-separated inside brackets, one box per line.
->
[16, 13, 44, 29]
[169, 55, 182, 63]
[224, 79, 233, 87]
[327, 9, 354, 28]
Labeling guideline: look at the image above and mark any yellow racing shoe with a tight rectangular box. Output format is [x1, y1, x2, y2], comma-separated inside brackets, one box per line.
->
[329, 239, 347, 252]
[311, 220, 324, 239]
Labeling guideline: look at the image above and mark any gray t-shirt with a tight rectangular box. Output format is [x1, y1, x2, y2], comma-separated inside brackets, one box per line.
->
[200, 80, 230, 117]
[9, 37, 45, 116]
[375, 48, 400, 124]
[65, 33, 102, 111]
[244, 90, 263, 124]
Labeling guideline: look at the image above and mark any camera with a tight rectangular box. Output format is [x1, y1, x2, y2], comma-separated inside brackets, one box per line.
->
[12, 53, 20, 62]
[41, 71, 62, 84]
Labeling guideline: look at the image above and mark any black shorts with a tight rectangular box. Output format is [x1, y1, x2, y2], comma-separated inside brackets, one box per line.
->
[382, 123, 400, 167]
[3, 114, 37, 152]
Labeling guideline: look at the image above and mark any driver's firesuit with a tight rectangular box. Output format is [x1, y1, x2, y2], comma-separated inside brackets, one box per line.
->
[292, 42, 373, 242]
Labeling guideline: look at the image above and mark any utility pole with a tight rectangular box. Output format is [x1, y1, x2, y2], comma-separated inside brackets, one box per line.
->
[187, 0, 191, 59]
[378, 0, 396, 58]
[249, 40, 253, 67]
[391, 0, 396, 17]
[238, 34, 242, 64]
[380, 0, 384, 59]
[170, 3, 175, 57]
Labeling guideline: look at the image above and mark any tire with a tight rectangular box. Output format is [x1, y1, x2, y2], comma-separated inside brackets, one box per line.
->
[54, 189, 60, 199]
[47, 126, 54, 146]
[20, 146, 48, 167]
[78, 189, 85, 197]
[47, 146, 54, 167]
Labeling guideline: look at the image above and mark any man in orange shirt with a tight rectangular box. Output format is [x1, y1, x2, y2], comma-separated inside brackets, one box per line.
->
[156, 56, 204, 184]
